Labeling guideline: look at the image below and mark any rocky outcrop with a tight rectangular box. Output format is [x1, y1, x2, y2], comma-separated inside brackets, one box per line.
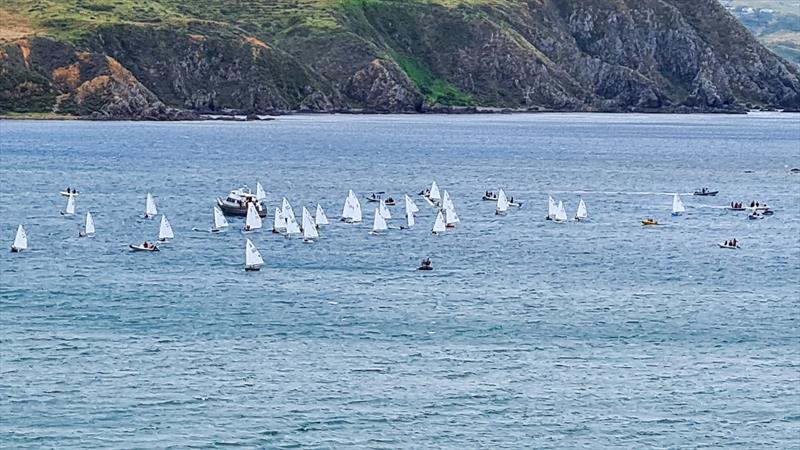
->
[1, 0, 798, 118]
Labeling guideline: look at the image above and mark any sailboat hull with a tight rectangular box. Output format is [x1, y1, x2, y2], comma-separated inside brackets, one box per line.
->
[129, 245, 159, 252]
[10, 247, 21, 253]
[245, 266, 261, 272]
[217, 199, 268, 217]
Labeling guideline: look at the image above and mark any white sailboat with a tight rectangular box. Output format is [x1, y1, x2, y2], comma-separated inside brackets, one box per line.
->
[11, 225, 27, 252]
[315, 204, 329, 226]
[547, 195, 557, 220]
[285, 213, 301, 236]
[340, 190, 362, 223]
[244, 203, 263, 231]
[302, 207, 319, 242]
[372, 208, 388, 233]
[272, 207, 285, 233]
[379, 198, 392, 219]
[428, 181, 441, 205]
[575, 198, 588, 221]
[554, 200, 568, 223]
[281, 198, 297, 225]
[212, 206, 228, 232]
[80, 211, 95, 237]
[158, 215, 174, 242]
[672, 194, 686, 216]
[244, 238, 264, 271]
[444, 207, 459, 228]
[405, 194, 419, 213]
[496, 189, 509, 215]
[144, 193, 158, 218]
[62, 194, 76, 216]
[256, 182, 267, 201]
[432, 210, 446, 234]
[402, 200, 415, 229]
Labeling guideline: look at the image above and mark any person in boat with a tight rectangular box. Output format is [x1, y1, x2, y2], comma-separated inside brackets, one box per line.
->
[142, 241, 150, 249]
[732, 239, 737, 247]
[510, 196, 514, 204]
[419, 258, 432, 269]
[245, 224, 251, 232]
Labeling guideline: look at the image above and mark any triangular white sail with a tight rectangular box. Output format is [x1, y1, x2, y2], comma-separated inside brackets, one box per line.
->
[84, 212, 95, 235]
[379, 198, 391, 219]
[445, 207, 458, 226]
[159, 215, 174, 240]
[341, 190, 362, 222]
[548, 195, 557, 219]
[285, 213, 301, 235]
[496, 189, 509, 214]
[64, 194, 76, 215]
[256, 182, 267, 201]
[273, 207, 285, 232]
[405, 194, 419, 213]
[555, 201, 568, 222]
[672, 194, 685, 214]
[575, 198, 588, 220]
[442, 190, 452, 211]
[429, 181, 441, 202]
[245, 204, 262, 230]
[302, 207, 319, 240]
[12, 225, 27, 250]
[281, 198, 297, 223]
[315, 204, 329, 225]
[145, 193, 158, 217]
[432, 210, 446, 233]
[405, 201, 415, 228]
[213, 206, 228, 230]
[372, 208, 388, 232]
[245, 239, 264, 269]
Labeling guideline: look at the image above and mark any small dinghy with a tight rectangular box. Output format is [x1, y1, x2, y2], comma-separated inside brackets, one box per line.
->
[496, 189, 509, 215]
[158, 215, 174, 242]
[60, 189, 78, 197]
[441, 191, 459, 227]
[641, 218, 659, 226]
[281, 198, 301, 235]
[379, 198, 392, 220]
[302, 207, 319, 243]
[244, 204, 263, 232]
[671, 194, 686, 216]
[727, 202, 746, 211]
[404, 195, 420, 214]
[693, 188, 718, 196]
[272, 207, 285, 233]
[553, 201, 568, 223]
[401, 199, 416, 229]
[546, 195, 557, 220]
[212, 206, 229, 232]
[61, 194, 76, 216]
[748, 211, 765, 220]
[255, 182, 267, 202]
[129, 242, 159, 252]
[482, 191, 498, 201]
[426, 181, 441, 206]
[432, 210, 446, 234]
[384, 197, 397, 206]
[574, 198, 588, 221]
[340, 190, 363, 223]
[315, 204, 329, 227]
[144, 193, 158, 219]
[365, 192, 385, 202]
[10, 225, 27, 252]
[417, 258, 433, 271]
[718, 242, 740, 249]
[79, 211, 95, 237]
[244, 238, 263, 271]
[371, 207, 388, 234]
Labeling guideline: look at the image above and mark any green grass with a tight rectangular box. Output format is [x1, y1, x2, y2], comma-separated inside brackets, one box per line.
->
[395, 55, 473, 106]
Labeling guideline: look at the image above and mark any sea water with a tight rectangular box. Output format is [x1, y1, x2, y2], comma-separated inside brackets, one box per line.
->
[1, 113, 798, 448]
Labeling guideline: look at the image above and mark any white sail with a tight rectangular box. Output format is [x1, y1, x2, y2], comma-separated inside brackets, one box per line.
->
[341, 190, 352, 219]
[429, 181, 441, 202]
[432, 210, 446, 233]
[548, 195, 557, 219]
[405, 201, 415, 228]
[405, 194, 419, 213]
[379, 198, 391, 219]
[555, 201, 568, 222]
[159, 215, 174, 240]
[496, 189, 509, 213]
[285, 213, 301, 235]
[245, 204, 262, 230]
[672, 194, 685, 214]
[256, 182, 267, 201]
[273, 207, 285, 232]
[245, 239, 264, 269]
[442, 190, 453, 211]
[372, 208, 388, 232]
[315, 204, 329, 225]
[302, 207, 319, 239]
[349, 191, 362, 222]
[445, 207, 458, 226]
[12, 225, 27, 250]
[213, 206, 228, 230]
[281, 198, 297, 224]
[64, 195, 76, 215]
[145, 193, 158, 217]
[575, 198, 588, 220]
[84, 211, 95, 235]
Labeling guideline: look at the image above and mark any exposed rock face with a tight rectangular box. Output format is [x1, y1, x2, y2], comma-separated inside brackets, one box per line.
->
[1, 0, 798, 118]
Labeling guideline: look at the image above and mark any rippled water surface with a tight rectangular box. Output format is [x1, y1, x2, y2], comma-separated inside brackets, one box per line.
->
[1, 114, 799, 448]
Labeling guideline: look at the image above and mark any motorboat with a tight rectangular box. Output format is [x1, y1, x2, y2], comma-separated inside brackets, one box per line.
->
[417, 258, 433, 271]
[641, 218, 659, 226]
[748, 211, 765, 220]
[482, 192, 498, 201]
[718, 242, 740, 249]
[365, 192, 385, 203]
[693, 188, 718, 196]
[217, 186, 267, 217]
[130, 242, 159, 252]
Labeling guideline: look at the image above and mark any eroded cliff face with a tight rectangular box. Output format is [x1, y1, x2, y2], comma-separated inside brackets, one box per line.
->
[1, 0, 798, 117]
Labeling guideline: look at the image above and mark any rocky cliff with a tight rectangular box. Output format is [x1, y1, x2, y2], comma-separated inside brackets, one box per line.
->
[1, 0, 798, 118]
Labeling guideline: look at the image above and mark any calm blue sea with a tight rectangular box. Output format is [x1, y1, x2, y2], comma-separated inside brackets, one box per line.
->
[1, 113, 799, 448]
